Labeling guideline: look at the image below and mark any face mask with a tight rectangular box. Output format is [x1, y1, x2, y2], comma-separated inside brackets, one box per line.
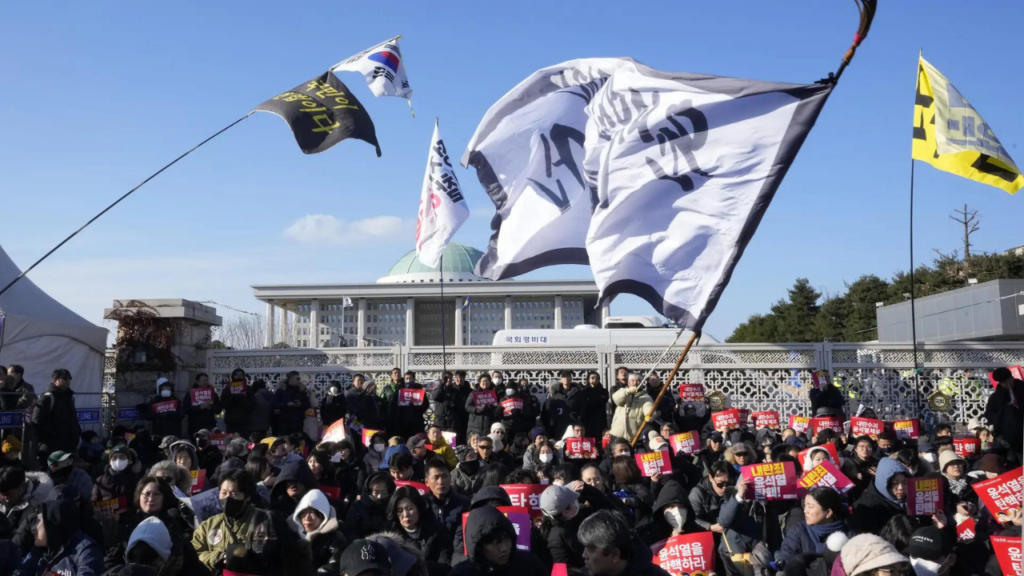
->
[160, 389, 171, 398]
[664, 508, 685, 530]
[53, 467, 72, 481]
[330, 452, 342, 463]
[220, 497, 248, 519]
[539, 453, 553, 463]
[493, 377, 503, 385]
[373, 443, 386, 453]
[922, 453, 937, 463]
[505, 388, 516, 397]
[328, 387, 339, 397]
[110, 459, 129, 472]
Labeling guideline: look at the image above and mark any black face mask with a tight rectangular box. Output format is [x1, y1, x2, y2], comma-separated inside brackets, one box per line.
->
[221, 498, 249, 519]
[52, 466, 73, 481]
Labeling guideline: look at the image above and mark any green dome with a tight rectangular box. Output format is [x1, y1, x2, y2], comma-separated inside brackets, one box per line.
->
[385, 244, 484, 277]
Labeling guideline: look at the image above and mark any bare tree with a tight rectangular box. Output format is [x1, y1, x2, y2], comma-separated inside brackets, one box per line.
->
[950, 204, 980, 259]
[218, 313, 267, 350]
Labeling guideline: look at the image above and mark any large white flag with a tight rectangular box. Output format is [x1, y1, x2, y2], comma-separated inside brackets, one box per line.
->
[463, 58, 832, 330]
[332, 36, 413, 99]
[416, 120, 469, 268]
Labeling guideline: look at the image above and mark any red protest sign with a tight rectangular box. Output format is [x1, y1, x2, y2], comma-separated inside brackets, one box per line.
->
[798, 461, 854, 496]
[788, 415, 810, 434]
[499, 484, 546, 518]
[91, 496, 128, 518]
[810, 416, 843, 435]
[678, 383, 705, 402]
[669, 431, 700, 456]
[361, 428, 384, 448]
[798, 443, 840, 468]
[956, 518, 977, 542]
[850, 417, 884, 439]
[741, 462, 798, 500]
[190, 387, 215, 405]
[737, 408, 750, 426]
[210, 433, 229, 453]
[501, 397, 524, 417]
[635, 449, 673, 477]
[711, 409, 740, 431]
[319, 485, 341, 500]
[906, 477, 943, 516]
[751, 411, 779, 429]
[321, 418, 347, 443]
[394, 480, 429, 496]
[811, 370, 832, 389]
[565, 438, 598, 459]
[651, 532, 715, 575]
[398, 388, 425, 406]
[463, 507, 531, 554]
[992, 535, 1022, 576]
[229, 381, 247, 395]
[974, 467, 1024, 523]
[190, 469, 207, 494]
[551, 565, 568, 576]
[472, 390, 498, 408]
[890, 418, 921, 440]
[953, 437, 981, 458]
[152, 399, 179, 414]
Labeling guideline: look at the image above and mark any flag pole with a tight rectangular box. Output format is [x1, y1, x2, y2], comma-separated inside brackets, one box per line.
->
[439, 255, 448, 374]
[630, 331, 699, 448]
[0, 112, 253, 299]
[909, 156, 922, 410]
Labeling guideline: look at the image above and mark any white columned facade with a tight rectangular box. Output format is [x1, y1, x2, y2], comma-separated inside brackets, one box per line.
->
[310, 299, 320, 348]
[504, 296, 512, 330]
[279, 307, 288, 345]
[357, 299, 366, 347]
[554, 296, 563, 330]
[601, 301, 611, 327]
[266, 303, 275, 348]
[406, 297, 416, 346]
[455, 297, 465, 346]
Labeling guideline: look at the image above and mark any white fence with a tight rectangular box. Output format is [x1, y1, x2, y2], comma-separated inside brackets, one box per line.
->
[192, 341, 1021, 431]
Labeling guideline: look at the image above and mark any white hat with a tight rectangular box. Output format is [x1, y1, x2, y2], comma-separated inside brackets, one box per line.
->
[490, 422, 506, 434]
[841, 534, 909, 575]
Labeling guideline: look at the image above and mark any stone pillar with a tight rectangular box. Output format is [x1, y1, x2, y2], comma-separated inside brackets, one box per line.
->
[266, 302, 275, 348]
[601, 301, 611, 328]
[406, 298, 416, 346]
[554, 296, 563, 330]
[357, 299, 366, 347]
[310, 299, 320, 348]
[278, 307, 288, 345]
[504, 296, 513, 330]
[455, 297, 465, 346]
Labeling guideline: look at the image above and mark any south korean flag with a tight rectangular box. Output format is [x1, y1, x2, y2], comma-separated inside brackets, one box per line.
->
[332, 36, 413, 100]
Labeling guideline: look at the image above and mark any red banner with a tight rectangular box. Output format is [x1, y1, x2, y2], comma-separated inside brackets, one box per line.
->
[394, 480, 429, 496]
[152, 399, 179, 414]
[798, 460, 854, 496]
[811, 370, 831, 389]
[741, 462, 798, 500]
[319, 485, 341, 500]
[398, 388, 425, 406]
[229, 381, 247, 395]
[751, 411, 779, 429]
[463, 507, 531, 553]
[91, 496, 128, 518]
[711, 409, 740, 431]
[953, 437, 981, 458]
[210, 433, 229, 453]
[501, 397, 524, 417]
[906, 477, 943, 516]
[635, 449, 673, 477]
[974, 467, 1024, 522]
[321, 418, 347, 443]
[472, 390, 498, 408]
[565, 438, 598, 459]
[678, 383, 705, 402]
[499, 484, 546, 518]
[956, 518, 977, 542]
[891, 418, 921, 440]
[798, 443, 840, 468]
[190, 387, 215, 405]
[361, 428, 384, 448]
[810, 416, 843, 435]
[650, 532, 715, 575]
[850, 417, 884, 439]
[737, 408, 750, 426]
[788, 415, 810, 434]
[190, 469, 207, 494]
[669, 431, 700, 456]
[992, 535, 1022, 576]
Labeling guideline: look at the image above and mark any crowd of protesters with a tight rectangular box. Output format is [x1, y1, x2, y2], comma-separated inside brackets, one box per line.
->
[0, 362, 1015, 576]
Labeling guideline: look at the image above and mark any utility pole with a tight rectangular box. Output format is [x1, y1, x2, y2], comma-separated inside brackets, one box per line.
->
[950, 204, 980, 259]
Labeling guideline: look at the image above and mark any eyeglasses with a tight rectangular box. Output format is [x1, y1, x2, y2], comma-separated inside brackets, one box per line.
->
[478, 445, 493, 451]
[140, 491, 163, 500]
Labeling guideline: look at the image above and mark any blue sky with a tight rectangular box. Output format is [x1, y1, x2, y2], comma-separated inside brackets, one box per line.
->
[1, 1, 1022, 342]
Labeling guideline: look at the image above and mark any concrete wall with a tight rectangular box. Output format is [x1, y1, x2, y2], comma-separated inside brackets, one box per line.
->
[877, 279, 1024, 342]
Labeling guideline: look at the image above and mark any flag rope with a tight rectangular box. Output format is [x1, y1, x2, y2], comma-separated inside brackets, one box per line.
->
[0, 112, 254, 298]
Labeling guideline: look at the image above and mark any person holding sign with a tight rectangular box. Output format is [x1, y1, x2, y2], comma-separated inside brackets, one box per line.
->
[985, 367, 1024, 458]
[610, 373, 653, 442]
[183, 373, 220, 437]
[851, 458, 912, 535]
[498, 379, 539, 439]
[841, 436, 879, 501]
[775, 486, 850, 570]
[465, 374, 501, 438]
[219, 368, 252, 436]
[91, 445, 139, 503]
[719, 472, 773, 573]
[142, 378, 184, 439]
[272, 372, 310, 437]
[391, 371, 429, 440]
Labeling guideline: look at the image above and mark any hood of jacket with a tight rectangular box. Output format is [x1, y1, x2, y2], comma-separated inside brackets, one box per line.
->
[380, 445, 412, 470]
[802, 447, 832, 471]
[367, 532, 427, 576]
[168, 441, 198, 470]
[271, 461, 320, 502]
[126, 516, 172, 561]
[652, 480, 688, 515]
[41, 498, 81, 552]
[463, 506, 517, 565]
[470, 486, 512, 509]
[291, 489, 337, 535]
[874, 458, 909, 503]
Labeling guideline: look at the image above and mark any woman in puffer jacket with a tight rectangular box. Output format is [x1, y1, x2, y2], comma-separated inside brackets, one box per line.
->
[775, 486, 850, 570]
[290, 489, 348, 572]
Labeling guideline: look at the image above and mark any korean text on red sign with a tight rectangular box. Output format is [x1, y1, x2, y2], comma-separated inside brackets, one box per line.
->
[190, 387, 215, 404]
[634, 449, 673, 477]
[788, 415, 809, 434]
[991, 535, 1022, 576]
[398, 388, 425, 406]
[741, 462, 798, 501]
[891, 418, 921, 440]
[974, 467, 1023, 522]
[669, 431, 700, 456]
[850, 417, 883, 438]
[953, 437, 980, 458]
[711, 409, 740, 431]
[797, 460, 854, 495]
[565, 438, 597, 459]
[650, 532, 715, 576]
[751, 411, 779, 428]
[499, 484, 546, 518]
[472, 390, 498, 408]
[152, 399, 179, 414]
[678, 383, 705, 402]
[907, 477, 943, 516]
[501, 397, 524, 417]
[810, 416, 843, 435]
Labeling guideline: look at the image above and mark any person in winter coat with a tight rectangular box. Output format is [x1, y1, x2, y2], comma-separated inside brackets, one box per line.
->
[609, 456, 654, 526]
[385, 487, 452, 576]
[272, 372, 310, 437]
[541, 382, 573, 440]
[291, 489, 348, 572]
[0, 366, 35, 412]
[610, 373, 653, 441]
[522, 440, 561, 472]
[320, 381, 347, 428]
[344, 375, 385, 430]
[222, 507, 313, 576]
[105, 478, 202, 573]
[645, 374, 675, 428]
[497, 380, 539, 440]
[465, 375, 502, 438]
[191, 470, 262, 571]
[269, 461, 322, 520]
[332, 441, 363, 504]
[938, 449, 974, 509]
[390, 372, 430, 441]
[220, 369, 252, 436]
[0, 467, 52, 554]
[342, 472, 394, 542]
[430, 374, 466, 438]
[717, 474, 773, 576]
[30, 369, 81, 464]
[775, 486, 850, 570]
[809, 379, 846, 420]
[363, 432, 389, 476]
[695, 432, 726, 476]
[579, 510, 673, 576]
[182, 373, 220, 438]
[450, 486, 546, 567]
[111, 515, 210, 576]
[851, 457, 910, 535]
[559, 371, 588, 431]
[425, 426, 457, 470]
[637, 480, 690, 545]
[144, 378, 185, 439]
[841, 435, 878, 501]
[15, 499, 104, 576]
[451, 440, 495, 496]
[985, 367, 1024, 457]
[540, 483, 605, 570]
[449, 506, 548, 576]
[422, 459, 468, 538]
[48, 451, 93, 502]
[192, 431, 223, 482]
[91, 445, 140, 503]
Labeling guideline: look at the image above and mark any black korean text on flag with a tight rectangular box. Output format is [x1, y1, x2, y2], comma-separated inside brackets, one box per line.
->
[255, 71, 381, 156]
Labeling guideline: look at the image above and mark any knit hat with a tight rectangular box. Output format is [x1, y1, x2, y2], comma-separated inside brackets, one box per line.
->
[490, 422, 506, 434]
[529, 427, 547, 442]
[1, 435, 21, 454]
[126, 516, 172, 561]
[937, 449, 965, 474]
[841, 534, 909, 575]
[540, 485, 578, 517]
[967, 417, 984, 431]
[906, 526, 944, 561]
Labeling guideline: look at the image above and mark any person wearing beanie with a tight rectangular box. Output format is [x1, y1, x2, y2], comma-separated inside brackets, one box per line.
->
[937, 450, 972, 506]
[1, 436, 23, 470]
[465, 374, 502, 439]
[91, 445, 140, 502]
[851, 458, 911, 534]
[840, 534, 910, 575]
[144, 377, 185, 439]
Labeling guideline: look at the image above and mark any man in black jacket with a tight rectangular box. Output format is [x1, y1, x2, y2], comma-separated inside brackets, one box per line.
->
[319, 380, 346, 428]
[583, 371, 610, 441]
[423, 458, 469, 537]
[498, 379, 539, 439]
[542, 382, 573, 439]
[431, 373, 467, 439]
[30, 369, 81, 466]
[344, 374, 384, 430]
[0, 366, 34, 412]
[272, 371, 310, 436]
[145, 378, 185, 439]
[390, 371, 429, 440]
[560, 370, 588, 430]
[182, 373, 220, 437]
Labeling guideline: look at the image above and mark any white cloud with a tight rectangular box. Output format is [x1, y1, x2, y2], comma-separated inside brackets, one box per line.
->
[283, 214, 407, 245]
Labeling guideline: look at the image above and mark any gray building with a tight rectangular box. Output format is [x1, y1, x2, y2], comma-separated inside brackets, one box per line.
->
[876, 279, 1024, 342]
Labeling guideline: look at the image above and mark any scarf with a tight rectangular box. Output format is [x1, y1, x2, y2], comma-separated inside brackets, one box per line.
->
[946, 475, 969, 496]
[806, 520, 846, 554]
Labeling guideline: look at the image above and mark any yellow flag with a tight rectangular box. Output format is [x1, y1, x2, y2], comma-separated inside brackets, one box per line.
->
[912, 55, 1022, 194]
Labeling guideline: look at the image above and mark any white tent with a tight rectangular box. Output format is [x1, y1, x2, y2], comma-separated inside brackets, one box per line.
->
[0, 247, 107, 410]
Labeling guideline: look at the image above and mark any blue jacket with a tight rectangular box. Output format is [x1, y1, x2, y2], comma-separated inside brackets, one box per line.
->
[775, 519, 847, 567]
[16, 500, 104, 576]
[717, 487, 767, 555]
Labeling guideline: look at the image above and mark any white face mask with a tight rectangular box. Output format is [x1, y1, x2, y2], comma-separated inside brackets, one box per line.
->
[330, 452, 342, 463]
[110, 458, 129, 472]
[664, 507, 685, 530]
[160, 389, 171, 398]
[373, 443, 386, 453]
[505, 388, 516, 397]
[494, 377, 503, 385]
[922, 453, 937, 463]
[539, 452, 553, 463]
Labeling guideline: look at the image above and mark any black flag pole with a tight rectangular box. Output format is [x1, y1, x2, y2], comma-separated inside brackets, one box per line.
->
[826, 0, 877, 86]
[0, 112, 253, 299]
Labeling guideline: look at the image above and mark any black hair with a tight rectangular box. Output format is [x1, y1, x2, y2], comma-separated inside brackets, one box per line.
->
[608, 438, 631, 455]
[386, 486, 432, 529]
[424, 458, 449, 478]
[228, 440, 253, 460]
[0, 466, 25, 492]
[934, 423, 953, 434]
[245, 455, 271, 482]
[992, 367, 1012, 382]
[391, 367, 401, 374]
[853, 435, 876, 448]
[894, 448, 919, 470]
[284, 371, 300, 381]
[504, 468, 538, 484]
[477, 373, 491, 384]
[126, 541, 161, 566]
[365, 471, 396, 494]
[307, 450, 334, 480]
[404, 370, 415, 379]
[558, 370, 573, 379]
[51, 368, 71, 381]
[195, 373, 208, 382]
[586, 371, 600, 382]
[480, 463, 509, 488]
[230, 368, 247, 380]
[219, 469, 257, 498]
[879, 514, 916, 552]
[709, 461, 731, 478]
[806, 486, 847, 521]
[551, 463, 579, 484]
[776, 453, 803, 477]
[9, 365, 23, 376]
[877, 430, 897, 443]
[455, 370, 467, 378]
[578, 510, 635, 561]
[389, 452, 413, 471]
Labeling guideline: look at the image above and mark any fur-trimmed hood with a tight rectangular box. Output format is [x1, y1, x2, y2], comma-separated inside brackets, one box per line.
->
[368, 530, 428, 576]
